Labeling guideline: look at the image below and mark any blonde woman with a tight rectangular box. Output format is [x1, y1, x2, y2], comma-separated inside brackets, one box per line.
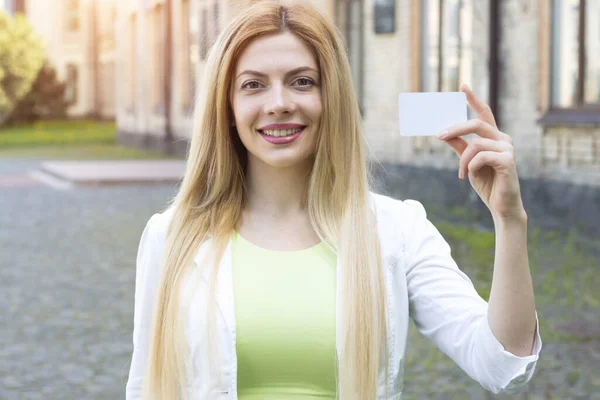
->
[125, 1, 542, 399]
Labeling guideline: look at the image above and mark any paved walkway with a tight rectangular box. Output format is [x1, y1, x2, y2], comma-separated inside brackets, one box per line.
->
[0, 159, 598, 399]
[0, 160, 179, 399]
[37, 160, 186, 186]
[0, 160, 186, 190]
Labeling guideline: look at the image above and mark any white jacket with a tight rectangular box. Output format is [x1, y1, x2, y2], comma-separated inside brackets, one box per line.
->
[126, 192, 542, 399]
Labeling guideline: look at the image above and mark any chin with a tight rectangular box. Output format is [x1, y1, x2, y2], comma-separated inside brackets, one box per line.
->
[262, 157, 306, 168]
[259, 151, 316, 169]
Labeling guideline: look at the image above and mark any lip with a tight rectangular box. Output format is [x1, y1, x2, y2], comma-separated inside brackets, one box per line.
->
[258, 123, 306, 130]
[258, 126, 305, 145]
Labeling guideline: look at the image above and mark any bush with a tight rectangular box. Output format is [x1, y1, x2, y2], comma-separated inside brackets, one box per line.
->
[5, 61, 73, 124]
[0, 11, 45, 124]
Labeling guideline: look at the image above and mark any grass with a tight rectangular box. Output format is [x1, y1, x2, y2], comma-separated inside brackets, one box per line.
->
[0, 120, 117, 147]
[428, 214, 600, 343]
[435, 221, 495, 300]
[405, 213, 600, 398]
[0, 120, 182, 160]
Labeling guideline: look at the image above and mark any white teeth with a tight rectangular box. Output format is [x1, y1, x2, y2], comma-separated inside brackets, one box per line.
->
[261, 127, 304, 137]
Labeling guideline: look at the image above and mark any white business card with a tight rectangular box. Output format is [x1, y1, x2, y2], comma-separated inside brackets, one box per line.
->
[398, 92, 468, 136]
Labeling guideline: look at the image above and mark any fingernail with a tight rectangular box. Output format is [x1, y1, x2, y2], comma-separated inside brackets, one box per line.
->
[437, 130, 448, 139]
[458, 170, 463, 179]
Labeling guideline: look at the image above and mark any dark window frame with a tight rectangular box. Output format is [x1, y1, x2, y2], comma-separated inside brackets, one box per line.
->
[540, 0, 600, 126]
[419, 0, 464, 93]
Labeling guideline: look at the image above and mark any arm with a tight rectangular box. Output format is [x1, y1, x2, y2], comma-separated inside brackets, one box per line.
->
[487, 214, 537, 357]
[404, 200, 542, 395]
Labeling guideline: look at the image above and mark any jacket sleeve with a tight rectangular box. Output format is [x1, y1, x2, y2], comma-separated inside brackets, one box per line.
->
[403, 199, 542, 395]
[126, 214, 165, 399]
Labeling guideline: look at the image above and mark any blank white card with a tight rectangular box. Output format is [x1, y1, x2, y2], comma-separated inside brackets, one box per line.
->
[398, 92, 467, 137]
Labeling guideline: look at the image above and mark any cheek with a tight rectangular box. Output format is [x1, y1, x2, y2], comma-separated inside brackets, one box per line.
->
[307, 97, 323, 122]
[232, 99, 260, 127]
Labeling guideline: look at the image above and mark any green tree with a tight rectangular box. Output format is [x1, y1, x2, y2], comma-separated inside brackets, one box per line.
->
[0, 11, 45, 124]
[6, 61, 73, 124]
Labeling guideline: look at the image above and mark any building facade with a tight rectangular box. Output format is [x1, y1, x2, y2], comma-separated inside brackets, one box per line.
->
[0, 0, 26, 13]
[12, 0, 117, 119]
[115, 0, 599, 188]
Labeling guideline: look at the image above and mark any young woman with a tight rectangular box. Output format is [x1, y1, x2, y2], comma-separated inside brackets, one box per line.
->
[126, 1, 542, 399]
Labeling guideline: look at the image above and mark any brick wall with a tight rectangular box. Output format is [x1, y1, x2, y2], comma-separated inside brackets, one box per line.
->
[497, 0, 542, 179]
[362, 0, 411, 165]
[113, 0, 600, 188]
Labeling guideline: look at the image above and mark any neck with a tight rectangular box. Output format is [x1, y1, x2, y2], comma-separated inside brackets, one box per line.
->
[243, 154, 313, 218]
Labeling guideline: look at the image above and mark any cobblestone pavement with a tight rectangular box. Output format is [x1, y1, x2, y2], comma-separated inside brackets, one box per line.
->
[1, 160, 598, 399]
[1, 160, 179, 399]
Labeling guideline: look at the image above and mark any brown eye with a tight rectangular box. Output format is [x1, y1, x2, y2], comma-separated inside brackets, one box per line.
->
[242, 80, 261, 89]
[294, 78, 314, 88]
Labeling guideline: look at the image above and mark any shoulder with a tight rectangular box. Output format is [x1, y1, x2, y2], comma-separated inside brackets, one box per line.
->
[369, 191, 432, 249]
[135, 207, 176, 272]
[142, 207, 176, 243]
[369, 191, 428, 223]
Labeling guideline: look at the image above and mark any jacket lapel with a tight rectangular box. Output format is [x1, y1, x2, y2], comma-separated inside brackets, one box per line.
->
[194, 236, 237, 337]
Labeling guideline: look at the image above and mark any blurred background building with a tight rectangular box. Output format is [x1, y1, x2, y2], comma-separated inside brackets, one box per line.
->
[7, 0, 600, 188]
[5, 0, 117, 120]
[0, 0, 25, 13]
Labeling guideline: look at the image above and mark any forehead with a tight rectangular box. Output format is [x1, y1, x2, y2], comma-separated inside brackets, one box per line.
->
[235, 32, 318, 73]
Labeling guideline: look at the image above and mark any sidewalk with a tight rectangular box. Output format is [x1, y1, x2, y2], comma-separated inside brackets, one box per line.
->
[32, 160, 186, 188]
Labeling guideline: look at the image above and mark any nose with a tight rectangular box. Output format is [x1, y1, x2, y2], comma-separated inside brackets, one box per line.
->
[263, 82, 296, 116]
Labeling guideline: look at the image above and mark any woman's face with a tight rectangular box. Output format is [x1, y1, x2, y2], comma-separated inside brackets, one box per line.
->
[230, 32, 322, 169]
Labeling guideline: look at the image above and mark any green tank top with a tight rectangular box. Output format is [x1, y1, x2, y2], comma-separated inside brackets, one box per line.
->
[231, 229, 338, 399]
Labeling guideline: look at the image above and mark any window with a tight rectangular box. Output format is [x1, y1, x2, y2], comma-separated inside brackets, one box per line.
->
[374, 0, 395, 34]
[335, 0, 364, 115]
[65, 0, 80, 31]
[197, 2, 220, 62]
[65, 64, 78, 104]
[420, 0, 472, 92]
[550, 0, 600, 108]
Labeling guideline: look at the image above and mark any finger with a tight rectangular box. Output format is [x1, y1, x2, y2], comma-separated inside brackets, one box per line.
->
[460, 83, 497, 128]
[467, 151, 513, 177]
[459, 138, 512, 178]
[442, 136, 468, 157]
[439, 118, 512, 144]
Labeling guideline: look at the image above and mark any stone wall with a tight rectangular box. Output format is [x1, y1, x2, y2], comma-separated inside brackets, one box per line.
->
[372, 161, 600, 238]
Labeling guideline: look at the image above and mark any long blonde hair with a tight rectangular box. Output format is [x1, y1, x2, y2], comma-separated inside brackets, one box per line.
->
[142, 1, 388, 398]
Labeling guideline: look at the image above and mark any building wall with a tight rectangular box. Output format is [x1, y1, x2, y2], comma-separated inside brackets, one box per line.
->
[115, 0, 600, 188]
[0, 0, 12, 12]
[22, 0, 116, 119]
[498, 0, 600, 185]
[498, 1, 542, 179]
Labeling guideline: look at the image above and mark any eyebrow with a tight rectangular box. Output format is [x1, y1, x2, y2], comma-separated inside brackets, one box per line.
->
[236, 66, 320, 80]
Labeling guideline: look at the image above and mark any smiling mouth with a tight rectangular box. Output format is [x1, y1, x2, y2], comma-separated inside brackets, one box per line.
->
[257, 126, 307, 137]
